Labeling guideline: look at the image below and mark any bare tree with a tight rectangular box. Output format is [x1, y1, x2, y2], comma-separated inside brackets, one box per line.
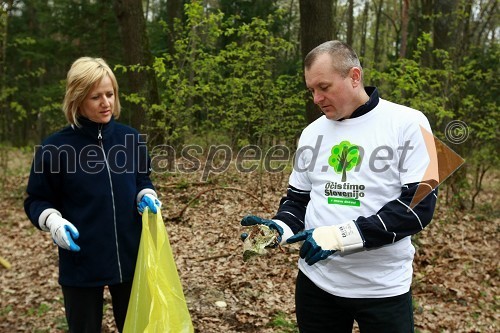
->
[474, 0, 498, 46]
[346, 0, 354, 46]
[299, 0, 333, 123]
[359, 1, 370, 58]
[433, 0, 459, 52]
[418, 0, 434, 66]
[166, 0, 185, 57]
[114, 0, 159, 131]
[372, 0, 384, 65]
[0, 0, 13, 143]
[399, 0, 409, 58]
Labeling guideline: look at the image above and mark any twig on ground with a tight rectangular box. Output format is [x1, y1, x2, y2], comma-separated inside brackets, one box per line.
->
[166, 187, 272, 221]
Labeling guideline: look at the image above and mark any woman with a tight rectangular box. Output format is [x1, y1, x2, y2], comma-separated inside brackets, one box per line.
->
[24, 57, 161, 332]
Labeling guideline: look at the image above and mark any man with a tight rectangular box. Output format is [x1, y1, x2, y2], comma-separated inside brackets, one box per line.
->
[241, 40, 438, 332]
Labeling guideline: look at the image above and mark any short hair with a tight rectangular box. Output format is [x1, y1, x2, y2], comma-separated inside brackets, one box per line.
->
[304, 40, 362, 79]
[62, 57, 121, 127]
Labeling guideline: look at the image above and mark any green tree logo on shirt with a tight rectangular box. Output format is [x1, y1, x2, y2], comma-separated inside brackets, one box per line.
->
[328, 141, 361, 182]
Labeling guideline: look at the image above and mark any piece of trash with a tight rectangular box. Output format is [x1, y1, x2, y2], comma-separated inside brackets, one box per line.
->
[242, 224, 278, 262]
[215, 301, 227, 308]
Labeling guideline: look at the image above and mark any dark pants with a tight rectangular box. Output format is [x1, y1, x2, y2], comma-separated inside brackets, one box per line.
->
[295, 270, 414, 333]
[61, 281, 133, 333]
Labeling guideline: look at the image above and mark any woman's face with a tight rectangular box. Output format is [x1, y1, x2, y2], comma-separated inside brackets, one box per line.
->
[79, 75, 115, 124]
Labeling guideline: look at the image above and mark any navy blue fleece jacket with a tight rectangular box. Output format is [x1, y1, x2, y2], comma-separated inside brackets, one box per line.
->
[24, 116, 155, 287]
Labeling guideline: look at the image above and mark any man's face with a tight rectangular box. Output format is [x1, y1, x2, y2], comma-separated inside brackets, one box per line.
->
[305, 53, 357, 121]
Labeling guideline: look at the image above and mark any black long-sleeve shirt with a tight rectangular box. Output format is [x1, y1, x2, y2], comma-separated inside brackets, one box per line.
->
[274, 183, 437, 248]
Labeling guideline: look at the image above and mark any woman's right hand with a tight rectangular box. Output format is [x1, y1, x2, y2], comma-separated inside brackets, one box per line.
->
[45, 213, 81, 251]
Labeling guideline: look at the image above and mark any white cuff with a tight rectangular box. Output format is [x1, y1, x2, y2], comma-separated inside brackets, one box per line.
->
[272, 219, 294, 245]
[335, 220, 364, 252]
[136, 188, 157, 204]
[38, 208, 61, 232]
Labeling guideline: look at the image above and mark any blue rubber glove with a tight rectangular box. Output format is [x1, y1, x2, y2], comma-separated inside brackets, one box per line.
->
[138, 193, 162, 215]
[287, 221, 364, 265]
[45, 213, 81, 252]
[240, 215, 284, 246]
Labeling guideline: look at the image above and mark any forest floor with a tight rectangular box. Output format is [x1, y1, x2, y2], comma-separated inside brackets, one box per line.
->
[0, 149, 498, 333]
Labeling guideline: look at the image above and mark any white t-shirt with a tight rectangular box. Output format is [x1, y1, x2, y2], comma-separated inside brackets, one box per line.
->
[289, 98, 433, 298]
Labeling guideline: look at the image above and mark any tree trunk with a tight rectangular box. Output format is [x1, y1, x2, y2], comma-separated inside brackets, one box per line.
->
[418, 0, 434, 66]
[113, 0, 159, 132]
[0, 1, 13, 143]
[474, 0, 497, 46]
[360, 1, 369, 58]
[372, 0, 384, 66]
[332, 0, 339, 39]
[433, 0, 458, 53]
[166, 0, 184, 57]
[346, 0, 354, 46]
[399, 0, 410, 58]
[299, 0, 333, 124]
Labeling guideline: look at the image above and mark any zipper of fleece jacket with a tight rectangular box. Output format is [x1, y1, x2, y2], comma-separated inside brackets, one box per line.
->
[98, 125, 123, 283]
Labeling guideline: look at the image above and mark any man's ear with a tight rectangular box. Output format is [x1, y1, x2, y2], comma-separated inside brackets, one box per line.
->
[350, 67, 362, 87]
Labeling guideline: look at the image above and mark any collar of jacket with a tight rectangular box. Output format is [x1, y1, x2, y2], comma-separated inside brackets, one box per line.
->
[347, 86, 380, 119]
[74, 116, 115, 143]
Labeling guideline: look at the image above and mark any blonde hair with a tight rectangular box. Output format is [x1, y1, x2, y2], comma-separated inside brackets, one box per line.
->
[62, 57, 121, 127]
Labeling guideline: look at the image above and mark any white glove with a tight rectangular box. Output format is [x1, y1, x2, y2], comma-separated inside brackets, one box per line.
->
[287, 221, 364, 265]
[312, 222, 364, 251]
[43, 213, 81, 251]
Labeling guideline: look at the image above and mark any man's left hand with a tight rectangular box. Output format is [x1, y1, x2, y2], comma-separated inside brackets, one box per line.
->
[287, 221, 364, 265]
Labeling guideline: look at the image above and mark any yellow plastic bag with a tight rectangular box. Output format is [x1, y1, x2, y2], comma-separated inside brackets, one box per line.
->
[123, 209, 194, 333]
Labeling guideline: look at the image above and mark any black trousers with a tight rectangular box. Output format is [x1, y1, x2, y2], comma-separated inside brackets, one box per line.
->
[295, 270, 414, 333]
[61, 281, 133, 333]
